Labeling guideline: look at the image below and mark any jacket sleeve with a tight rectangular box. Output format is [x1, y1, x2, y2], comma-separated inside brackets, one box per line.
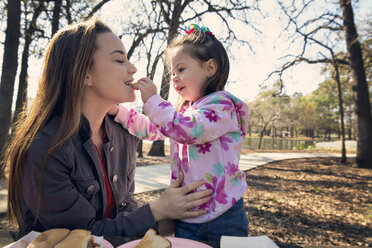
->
[114, 105, 165, 141]
[22, 141, 157, 237]
[143, 94, 243, 144]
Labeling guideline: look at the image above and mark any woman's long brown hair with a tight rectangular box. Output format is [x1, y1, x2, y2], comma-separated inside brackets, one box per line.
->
[2, 18, 111, 227]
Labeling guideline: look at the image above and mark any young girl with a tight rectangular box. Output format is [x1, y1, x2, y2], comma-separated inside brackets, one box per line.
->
[114, 24, 249, 242]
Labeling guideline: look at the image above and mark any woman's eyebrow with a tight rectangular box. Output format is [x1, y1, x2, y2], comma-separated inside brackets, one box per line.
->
[110, 50, 125, 55]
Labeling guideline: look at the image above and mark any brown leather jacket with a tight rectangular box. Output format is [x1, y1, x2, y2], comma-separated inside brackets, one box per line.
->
[20, 114, 157, 237]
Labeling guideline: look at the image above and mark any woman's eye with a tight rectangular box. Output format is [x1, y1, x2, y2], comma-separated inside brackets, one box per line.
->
[179, 68, 184, 72]
[116, 60, 124, 63]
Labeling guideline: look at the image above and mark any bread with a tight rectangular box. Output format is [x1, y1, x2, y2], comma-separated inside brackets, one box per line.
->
[125, 81, 139, 86]
[26, 228, 100, 248]
[54, 229, 93, 248]
[136, 228, 171, 248]
[27, 228, 70, 248]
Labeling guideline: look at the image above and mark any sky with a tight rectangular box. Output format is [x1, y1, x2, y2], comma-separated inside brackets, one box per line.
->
[1, 0, 371, 109]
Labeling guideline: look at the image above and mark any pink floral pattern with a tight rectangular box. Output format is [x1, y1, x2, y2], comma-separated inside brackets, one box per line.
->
[196, 142, 212, 154]
[205, 176, 228, 212]
[204, 110, 220, 122]
[115, 91, 250, 223]
[225, 162, 239, 176]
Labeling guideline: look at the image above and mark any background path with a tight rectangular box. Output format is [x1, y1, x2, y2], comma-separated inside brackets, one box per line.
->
[0, 152, 355, 213]
[133, 152, 355, 194]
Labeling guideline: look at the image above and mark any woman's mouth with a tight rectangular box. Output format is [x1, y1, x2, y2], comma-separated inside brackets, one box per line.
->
[124, 80, 134, 86]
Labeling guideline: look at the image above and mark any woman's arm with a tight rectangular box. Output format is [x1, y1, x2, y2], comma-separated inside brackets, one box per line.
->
[149, 172, 212, 221]
[22, 143, 156, 237]
[22, 140, 211, 236]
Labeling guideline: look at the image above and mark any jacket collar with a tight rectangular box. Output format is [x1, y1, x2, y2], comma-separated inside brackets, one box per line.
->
[79, 114, 113, 143]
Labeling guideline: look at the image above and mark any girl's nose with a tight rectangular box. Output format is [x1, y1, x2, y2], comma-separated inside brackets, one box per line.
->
[172, 75, 179, 83]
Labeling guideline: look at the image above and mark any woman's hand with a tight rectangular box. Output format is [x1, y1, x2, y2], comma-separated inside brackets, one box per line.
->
[149, 173, 213, 221]
[135, 77, 158, 103]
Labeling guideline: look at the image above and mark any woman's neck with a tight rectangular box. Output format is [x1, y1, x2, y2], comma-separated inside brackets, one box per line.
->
[81, 97, 111, 146]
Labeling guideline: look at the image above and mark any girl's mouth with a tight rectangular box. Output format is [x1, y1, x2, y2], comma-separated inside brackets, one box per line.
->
[176, 86, 185, 92]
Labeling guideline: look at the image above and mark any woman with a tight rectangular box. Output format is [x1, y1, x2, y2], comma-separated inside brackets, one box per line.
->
[3, 18, 212, 238]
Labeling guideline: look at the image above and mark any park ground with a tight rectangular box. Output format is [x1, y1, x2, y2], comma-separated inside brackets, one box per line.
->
[1, 144, 371, 247]
[133, 144, 371, 247]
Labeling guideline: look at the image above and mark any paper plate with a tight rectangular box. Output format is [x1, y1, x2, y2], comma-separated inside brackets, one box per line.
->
[101, 238, 114, 248]
[117, 237, 212, 248]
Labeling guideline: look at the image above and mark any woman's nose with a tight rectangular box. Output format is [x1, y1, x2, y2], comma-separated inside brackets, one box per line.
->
[129, 63, 137, 74]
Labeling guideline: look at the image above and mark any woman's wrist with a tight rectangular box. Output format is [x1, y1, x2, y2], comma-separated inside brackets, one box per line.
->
[149, 200, 166, 222]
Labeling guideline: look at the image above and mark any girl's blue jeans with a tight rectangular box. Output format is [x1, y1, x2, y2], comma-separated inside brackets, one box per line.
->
[174, 198, 249, 243]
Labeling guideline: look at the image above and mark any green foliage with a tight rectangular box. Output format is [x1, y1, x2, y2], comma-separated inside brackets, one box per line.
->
[270, 196, 278, 202]
[311, 186, 322, 194]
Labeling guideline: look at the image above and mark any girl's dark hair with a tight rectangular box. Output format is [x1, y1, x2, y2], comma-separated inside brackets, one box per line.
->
[165, 30, 230, 107]
[3, 18, 111, 227]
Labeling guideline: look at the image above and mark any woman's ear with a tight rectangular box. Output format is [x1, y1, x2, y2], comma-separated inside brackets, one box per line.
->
[85, 73, 93, 86]
[205, 59, 217, 78]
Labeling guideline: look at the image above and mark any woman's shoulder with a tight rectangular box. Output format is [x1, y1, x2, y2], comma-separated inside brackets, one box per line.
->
[105, 115, 139, 142]
[27, 115, 74, 163]
[29, 116, 62, 149]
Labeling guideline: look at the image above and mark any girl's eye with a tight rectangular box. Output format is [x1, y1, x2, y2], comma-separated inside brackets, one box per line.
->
[116, 60, 124, 63]
[179, 68, 184, 72]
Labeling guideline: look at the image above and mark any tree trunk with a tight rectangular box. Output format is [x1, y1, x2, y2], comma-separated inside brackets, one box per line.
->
[148, 1, 181, 156]
[347, 114, 352, 140]
[148, 140, 165, 156]
[0, 0, 21, 154]
[340, 0, 372, 168]
[258, 131, 264, 150]
[52, 0, 62, 35]
[13, 1, 45, 132]
[137, 140, 143, 158]
[333, 61, 347, 163]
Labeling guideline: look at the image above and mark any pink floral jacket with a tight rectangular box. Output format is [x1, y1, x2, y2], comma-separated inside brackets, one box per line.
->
[114, 91, 249, 223]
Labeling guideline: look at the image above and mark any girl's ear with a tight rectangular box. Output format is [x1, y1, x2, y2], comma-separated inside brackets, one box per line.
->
[205, 59, 217, 78]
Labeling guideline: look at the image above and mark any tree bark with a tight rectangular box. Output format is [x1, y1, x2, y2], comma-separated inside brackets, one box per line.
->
[340, 0, 372, 168]
[13, 1, 45, 132]
[332, 61, 347, 163]
[0, 0, 21, 154]
[52, 0, 62, 35]
[137, 140, 143, 158]
[148, 0, 181, 156]
[148, 140, 165, 156]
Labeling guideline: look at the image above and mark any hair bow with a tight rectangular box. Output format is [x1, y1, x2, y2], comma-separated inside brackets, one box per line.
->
[185, 24, 214, 36]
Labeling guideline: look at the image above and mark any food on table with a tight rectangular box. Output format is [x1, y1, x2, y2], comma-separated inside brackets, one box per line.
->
[26, 228, 69, 248]
[136, 228, 171, 248]
[26, 228, 100, 248]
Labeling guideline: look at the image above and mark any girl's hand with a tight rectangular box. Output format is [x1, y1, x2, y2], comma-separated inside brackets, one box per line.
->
[135, 77, 158, 103]
[149, 173, 213, 221]
[107, 105, 119, 116]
